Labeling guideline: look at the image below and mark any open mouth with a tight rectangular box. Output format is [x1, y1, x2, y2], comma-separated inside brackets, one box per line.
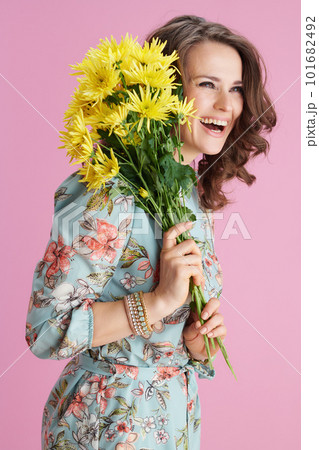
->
[200, 118, 228, 133]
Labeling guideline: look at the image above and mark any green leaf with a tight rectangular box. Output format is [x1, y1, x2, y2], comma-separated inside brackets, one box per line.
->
[86, 270, 115, 287]
[56, 431, 65, 442]
[158, 154, 196, 193]
[113, 396, 129, 408]
[127, 237, 140, 249]
[120, 249, 141, 261]
[56, 441, 77, 450]
[107, 199, 114, 215]
[109, 381, 130, 388]
[133, 416, 144, 425]
[123, 338, 131, 352]
[109, 407, 127, 416]
[121, 260, 137, 269]
[194, 418, 201, 432]
[135, 277, 146, 285]
[176, 435, 184, 447]
[107, 342, 122, 354]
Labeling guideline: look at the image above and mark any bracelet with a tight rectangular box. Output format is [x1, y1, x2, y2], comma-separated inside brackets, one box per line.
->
[186, 347, 209, 366]
[123, 294, 136, 335]
[123, 291, 152, 338]
[135, 291, 152, 333]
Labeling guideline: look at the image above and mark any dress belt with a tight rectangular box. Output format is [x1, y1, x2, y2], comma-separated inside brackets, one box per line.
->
[71, 352, 195, 382]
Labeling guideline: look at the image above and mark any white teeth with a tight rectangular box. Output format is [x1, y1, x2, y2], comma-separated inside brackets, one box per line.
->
[200, 118, 228, 126]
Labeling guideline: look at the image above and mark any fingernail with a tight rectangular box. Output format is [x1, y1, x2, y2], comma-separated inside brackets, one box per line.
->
[201, 312, 208, 320]
[195, 322, 201, 329]
[200, 327, 207, 334]
[186, 221, 194, 228]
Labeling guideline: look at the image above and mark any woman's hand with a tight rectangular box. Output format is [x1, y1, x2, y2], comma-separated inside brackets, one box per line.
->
[183, 297, 227, 360]
[153, 221, 205, 316]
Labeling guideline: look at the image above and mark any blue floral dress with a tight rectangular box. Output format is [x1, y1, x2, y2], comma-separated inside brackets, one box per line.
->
[26, 171, 223, 449]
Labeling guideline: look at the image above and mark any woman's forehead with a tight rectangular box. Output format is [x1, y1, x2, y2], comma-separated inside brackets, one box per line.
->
[184, 41, 242, 81]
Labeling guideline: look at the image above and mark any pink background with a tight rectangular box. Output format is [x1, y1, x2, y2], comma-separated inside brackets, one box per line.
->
[0, 1, 300, 449]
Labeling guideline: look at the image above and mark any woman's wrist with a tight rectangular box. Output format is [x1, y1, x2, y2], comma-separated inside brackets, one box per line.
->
[185, 346, 209, 364]
[143, 290, 167, 324]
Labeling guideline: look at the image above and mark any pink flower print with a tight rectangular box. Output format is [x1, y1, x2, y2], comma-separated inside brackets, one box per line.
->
[116, 420, 130, 435]
[156, 366, 180, 381]
[187, 399, 194, 412]
[82, 219, 122, 263]
[105, 430, 117, 442]
[88, 375, 116, 414]
[65, 391, 89, 420]
[208, 252, 218, 264]
[205, 257, 213, 267]
[43, 415, 53, 449]
[154, 429, 170, 444]
[181, 373, 188, 396]
[120, 272, 136, 290]
[215, 262, 223, 286]
[115, 364, 139, 380]
[43, 235, 74, 279]
[141, 416, 156, 433]
[157, 414, 168, 426]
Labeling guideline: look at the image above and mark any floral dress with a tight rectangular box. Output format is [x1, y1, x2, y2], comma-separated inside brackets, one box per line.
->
[26, 171, 223, 449]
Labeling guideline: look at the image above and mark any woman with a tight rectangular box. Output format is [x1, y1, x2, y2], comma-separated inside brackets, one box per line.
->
[26, 15, 276, 449]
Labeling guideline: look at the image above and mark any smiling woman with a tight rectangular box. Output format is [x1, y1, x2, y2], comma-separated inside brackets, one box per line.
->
[148, 16, 277, 210]
[25, 14, 277, 450]
[179, 41, 245, 163]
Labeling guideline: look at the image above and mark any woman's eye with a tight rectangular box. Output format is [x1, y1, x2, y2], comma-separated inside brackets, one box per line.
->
[199, 81, 215, 88]
[232, 86, 244, 95]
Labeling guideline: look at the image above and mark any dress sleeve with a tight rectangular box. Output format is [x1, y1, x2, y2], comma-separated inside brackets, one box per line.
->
[25, 172, 134, 360]
[188, 355, 216, 380]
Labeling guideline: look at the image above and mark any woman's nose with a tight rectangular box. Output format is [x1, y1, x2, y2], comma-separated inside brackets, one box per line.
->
[213, 90, 232, 112]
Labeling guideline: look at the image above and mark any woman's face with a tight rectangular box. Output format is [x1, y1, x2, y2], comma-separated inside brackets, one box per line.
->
[180, 40, 244, 164]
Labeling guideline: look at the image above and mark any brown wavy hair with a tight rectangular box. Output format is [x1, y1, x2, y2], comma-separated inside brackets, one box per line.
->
[146, 15, 277, 211]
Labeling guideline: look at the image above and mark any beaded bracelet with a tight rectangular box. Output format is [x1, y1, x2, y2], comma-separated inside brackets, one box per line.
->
[123, 291, 152, 338]
[134, 291, 152, 334]
[185, 347, 210, 366]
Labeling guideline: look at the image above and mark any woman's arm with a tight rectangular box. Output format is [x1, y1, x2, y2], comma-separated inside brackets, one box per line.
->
[26, 174, 204, 358]
[26, 173, 137, 359]
[91, 221, 206, 347]
[91, 291, 163, 347]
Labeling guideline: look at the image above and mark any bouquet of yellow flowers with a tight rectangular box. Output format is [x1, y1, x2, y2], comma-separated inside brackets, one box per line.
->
[59, 34, 235, 378]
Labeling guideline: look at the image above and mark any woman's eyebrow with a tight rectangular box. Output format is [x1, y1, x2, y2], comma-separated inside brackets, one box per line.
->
[193, 75, 243, 85]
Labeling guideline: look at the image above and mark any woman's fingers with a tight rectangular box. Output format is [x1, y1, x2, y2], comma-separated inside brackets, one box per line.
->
[193, 297, 225, 335]
[207, 324, 227, 339]
[196, 312, 224, 333]
[162, 221, 193, 250]
[200, 298, 220, 320]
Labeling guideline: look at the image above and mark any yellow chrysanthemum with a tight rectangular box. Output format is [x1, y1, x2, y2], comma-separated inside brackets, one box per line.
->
[63, 89, 97, 125]
[132, 38, 179, 70]
[70, 56, 121, 105]
[78, 146, 120, 191]
[102, 105, 129, 137]
[59, 109, 96, 163]
[170, 96, 199, 131]
[138, 187, 149, 198]
[126, 85, 174, 132]
[78, 163, 106, 192]
[122, 131, 142, 147]
[92, 34, 140, 72]
[123, 62, 176, 89]
[84, 101, 113, 132]
[95, 146, 120, 178]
